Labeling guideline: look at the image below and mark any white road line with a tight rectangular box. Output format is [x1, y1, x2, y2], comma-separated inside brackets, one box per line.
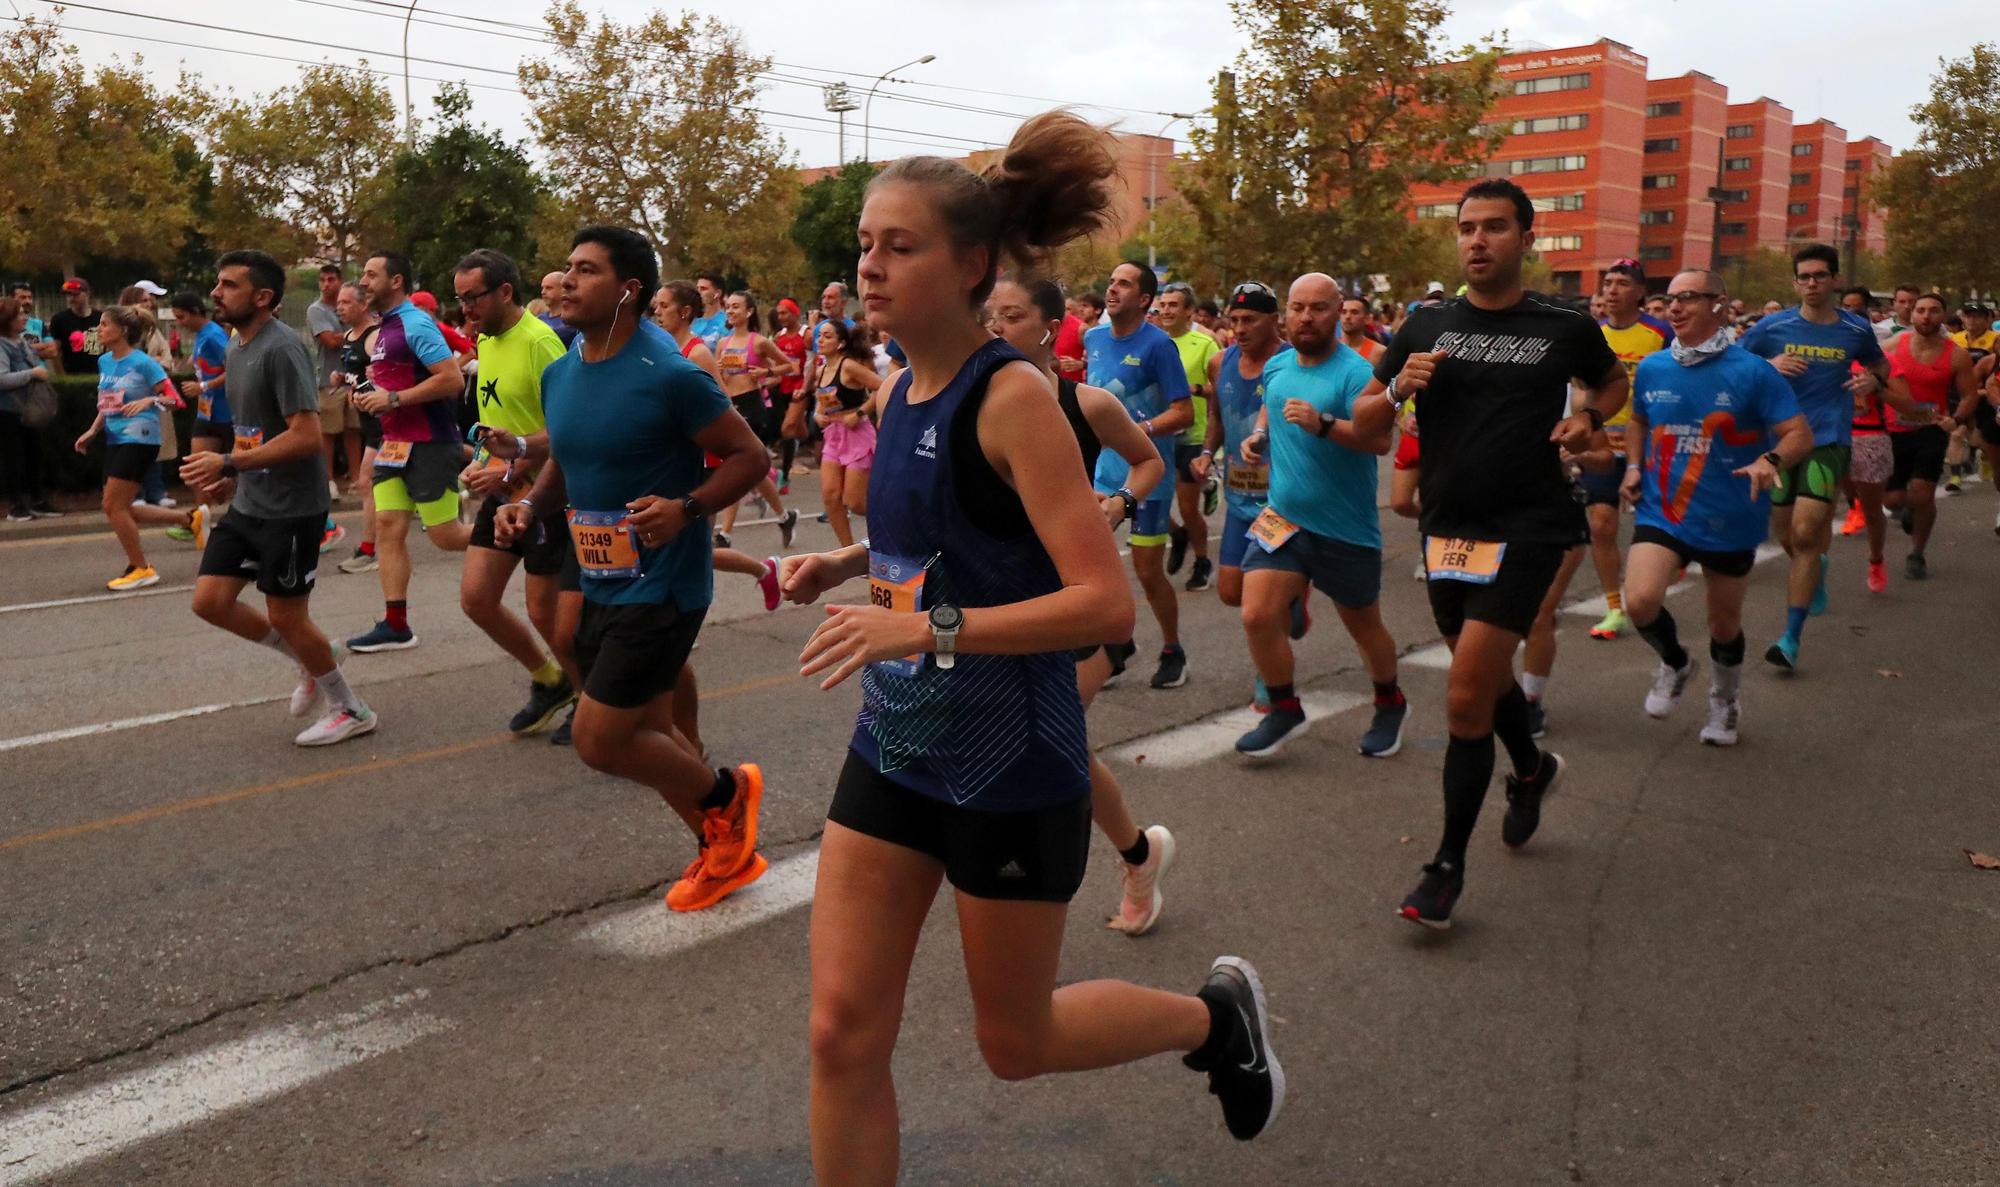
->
[1562, 542, 1786, 618]
[579, 849, 822, 958]
[0, 584, 195, 616]
[0, 994, 450, 1186]
[0, 701, 285, 754]
[1404, 642, 1453, 671]
[1107, 691, 1370, 769]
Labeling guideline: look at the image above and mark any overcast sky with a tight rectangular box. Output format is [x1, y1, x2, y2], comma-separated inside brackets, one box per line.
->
[23, 0, 1965, 167]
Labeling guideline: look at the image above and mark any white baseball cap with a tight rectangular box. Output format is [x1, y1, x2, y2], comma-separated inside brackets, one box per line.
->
[1424, 280, 1447, 296]
[134, 279, 168, 296]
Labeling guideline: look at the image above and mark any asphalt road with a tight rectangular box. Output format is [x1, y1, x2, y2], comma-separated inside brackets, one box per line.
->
[1, 484, 1996, 1187]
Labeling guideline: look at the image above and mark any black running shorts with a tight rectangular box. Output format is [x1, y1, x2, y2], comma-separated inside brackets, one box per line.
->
[1887, 427, 1947, 492]
[1974, 401, 2000, 448]
[102, 442, 157, 484]
[573, 598, 705, 709]
[470, 496, 566, 577]
[1630, 524, 1756, 579]
[198, 508, 324, 598]
[828, 750, 1091, 903]
[1425, 540, 1568, 639]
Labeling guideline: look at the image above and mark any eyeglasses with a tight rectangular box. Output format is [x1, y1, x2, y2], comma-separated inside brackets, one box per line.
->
[1794, 271, 1834, 283]
[1230, 282, 1274, 299]
[455, 287, 493, 307]
[1665, 291, 1721, 305]
[1159, 282, 1196, 297]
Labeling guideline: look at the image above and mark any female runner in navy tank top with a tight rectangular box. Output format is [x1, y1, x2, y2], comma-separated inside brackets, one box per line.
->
[778, 112, 1282, 1183]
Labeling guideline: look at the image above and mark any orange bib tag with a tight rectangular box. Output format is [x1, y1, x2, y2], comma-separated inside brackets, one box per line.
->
[1423, 536, 1508, 584]
[1225, 461, 1269, 497]
[232, 426, 264, 453]
[199, 392, 214, 420]
[566, 509, 642, 579]
[476, 451, 532, 498]
[867, 550, 930, 677]
[374, 439, 413, 470]
[1248, 506, 1300, 554]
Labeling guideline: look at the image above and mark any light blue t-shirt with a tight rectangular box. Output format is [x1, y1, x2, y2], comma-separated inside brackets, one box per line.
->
[1085, 320, 1189, 506]
[1263, 343, 1381, 550]
[1736, 307, 1883, 448]
[1632, 345, 1803, 553]
[1215, 344, 1274, 520]
[690, 311, 728, 352]
[97, 350, 169, 446]
[542, 319, 731, 609]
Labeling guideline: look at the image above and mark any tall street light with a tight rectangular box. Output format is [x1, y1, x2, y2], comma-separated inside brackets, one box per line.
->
[1148, 113, 1195, 272]
[401, 0, 421, 147]
[863, 54, 936, 164]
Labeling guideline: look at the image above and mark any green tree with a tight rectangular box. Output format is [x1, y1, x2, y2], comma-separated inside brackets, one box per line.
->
[1875, 43, 2000, 296]
[1161, 0, 1505, 288]
[519, 1, 802, 288]
[386, 85, 550, 294]
[0, 18, 206, 276]
[208, 64, 399, 267]
[792, 161, 879, 289]
[1720, 247, 1802, 309]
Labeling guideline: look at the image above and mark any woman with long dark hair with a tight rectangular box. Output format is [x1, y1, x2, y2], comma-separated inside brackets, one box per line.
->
[810, 317, 880, 547]
[781, 112, 1281, 1185]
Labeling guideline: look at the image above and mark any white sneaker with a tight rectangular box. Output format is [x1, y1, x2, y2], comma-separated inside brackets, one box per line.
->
[289, 670, 323, 718]
[157, 495, 177, 509]
[1643, 658, 1698, 719]
[295, 704, 377, 746]
[1412, 560, 1428, 581]
[1992, 507, 2000, 538]
[337, 550, 379, 574]
[1107, 824, 1176, 936]
[1699, 696, 1740, 746]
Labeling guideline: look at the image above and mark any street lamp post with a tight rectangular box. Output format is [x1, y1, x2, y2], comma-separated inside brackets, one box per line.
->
[1147, 113, 1195, 272]
[863, 54, 936, 164]
[401, 0, 420, 147]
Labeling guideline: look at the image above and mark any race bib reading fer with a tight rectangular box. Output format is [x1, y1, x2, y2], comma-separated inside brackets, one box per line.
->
[1424, 536, 1508, 584]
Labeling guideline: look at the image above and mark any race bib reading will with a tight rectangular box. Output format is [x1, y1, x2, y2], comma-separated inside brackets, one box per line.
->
[567, 509, 641, 579]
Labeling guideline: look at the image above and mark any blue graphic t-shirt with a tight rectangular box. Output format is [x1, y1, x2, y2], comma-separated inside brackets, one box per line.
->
[1215, 344, 1275, 520]
[1263, 343, 1381, 550]
[97, 350, 169, 446]
[1085, 320, 1189, 506]
[542, 320, 731, 609]
[690, 310, 728, 352]
[1632, 345, 1803, 553]
[1736, 308, 1883, 448]
[192, 319, 231, 424]
[369, 299, 457, 443]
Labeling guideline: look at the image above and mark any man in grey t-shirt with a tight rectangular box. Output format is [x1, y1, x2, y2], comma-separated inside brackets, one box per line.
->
[306, 263, 361, 494]
[180, 249, 378, 748]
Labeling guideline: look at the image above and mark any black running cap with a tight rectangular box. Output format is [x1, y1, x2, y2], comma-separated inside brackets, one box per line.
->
[1228, 282, 1278, 314]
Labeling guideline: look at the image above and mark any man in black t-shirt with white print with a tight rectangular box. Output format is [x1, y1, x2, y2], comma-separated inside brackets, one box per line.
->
[1369, 178, 1628, 930]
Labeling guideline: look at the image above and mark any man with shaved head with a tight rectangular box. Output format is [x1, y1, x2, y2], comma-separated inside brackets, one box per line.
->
[537, 271, 579, 346]
[1232, 273, 1404, 759]
[1619, 269, 1812, 744]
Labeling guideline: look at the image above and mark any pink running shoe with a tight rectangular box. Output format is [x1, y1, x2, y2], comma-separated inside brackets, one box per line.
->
[758, 557, 781, 611]
[1107, 825, 1176, 936]
[1866, 559, 1887, 593]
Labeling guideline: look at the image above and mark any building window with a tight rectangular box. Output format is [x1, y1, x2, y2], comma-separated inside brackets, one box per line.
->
[1642, 174, 1678, 189]
[1724, 156, 1752, 171]
[1639, 246, 1673, 261]
[1845, 159, 1861, 171]
[1539, 234, 1584, 252]
[1640, 209, 1675, 225]
[1844, 185, 1859, 199]
[1790, 171, 1811, 186]
[1513, 72, 1591, 96]
[1645, 100, 1683, 118]
[1791, 142, 1815, 156]
[1726, 123, 1756, 139]
[1716, 254, 1738, 268]
[1530, 192, 1586, 213]
[1787, 202, 1809, 216]
[1508, 114, 1589, 135]
[1507, 154, 1587, 175]
[1643, 137, 1681, 153]
[1719, 221, 1748, 235]
[1415, 203, 1454, 219]
[1715, 188, 1749, 203]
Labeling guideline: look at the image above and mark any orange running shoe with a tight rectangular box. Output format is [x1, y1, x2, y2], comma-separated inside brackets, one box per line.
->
[666, 851, 769, 912]
[1839, 503, 1866, 536]
[702, 763, 764, 878]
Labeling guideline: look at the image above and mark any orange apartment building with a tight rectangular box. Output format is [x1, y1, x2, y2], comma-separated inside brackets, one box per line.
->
[1788, 118, 1848, 245]
[1845, 136, 1893, 256]
[1409, 41, 1894, 294]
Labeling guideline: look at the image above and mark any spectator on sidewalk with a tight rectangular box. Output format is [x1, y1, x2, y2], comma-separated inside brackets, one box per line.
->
[0, 296, 57, 521]
[49, 278, 100, 376]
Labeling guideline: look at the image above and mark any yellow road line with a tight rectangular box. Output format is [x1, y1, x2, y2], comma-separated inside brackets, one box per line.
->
[0, 669, 805, 854]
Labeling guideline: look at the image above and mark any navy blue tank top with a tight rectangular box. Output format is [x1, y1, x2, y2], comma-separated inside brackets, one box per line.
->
[850, 338, 1091, 809]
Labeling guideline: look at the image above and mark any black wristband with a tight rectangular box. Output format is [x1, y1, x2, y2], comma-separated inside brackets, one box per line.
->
[1583, 406, 1605, 431]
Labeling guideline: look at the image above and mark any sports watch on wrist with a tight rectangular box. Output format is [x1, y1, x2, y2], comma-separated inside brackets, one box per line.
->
[1317, 411, 1337, 438]
[928, 602, 963, 670]
[1114, 487, 1137, 521]
[680, 494, 706, 521]
[1762, 450, 1784, 469]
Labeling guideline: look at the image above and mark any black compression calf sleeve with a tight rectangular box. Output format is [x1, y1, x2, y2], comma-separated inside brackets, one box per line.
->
[1492, 682, 1543, 779]
[1710, 632, 1746, 667]
[1635, 606, 1689, 670]
[1438, 732, 1496, 865]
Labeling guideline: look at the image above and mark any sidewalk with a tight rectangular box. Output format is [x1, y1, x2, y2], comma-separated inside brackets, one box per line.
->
[2, 489, 368, 542]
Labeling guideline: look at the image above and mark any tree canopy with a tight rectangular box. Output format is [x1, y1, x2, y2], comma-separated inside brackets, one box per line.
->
[1876, 43, 2000, 296]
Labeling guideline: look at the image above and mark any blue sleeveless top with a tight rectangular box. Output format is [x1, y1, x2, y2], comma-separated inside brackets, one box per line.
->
[1214, 344, 1273, 520]
[850, 338, 1092, 810]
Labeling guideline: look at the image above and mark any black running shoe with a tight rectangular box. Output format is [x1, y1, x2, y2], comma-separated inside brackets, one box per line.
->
[1101, 639, 1136, 689]
[778, 508, 799, 549]
[1184, 956, 1284, 1140]
[550, 706, 575, 746]
[1167, 523, 1188, 575]
[1185, 555, 1213, 592]
[509, 677, 577, 735]
[1527, 698, 1548, 739]
[1896, 507, 1914, 536]
[1502, 751, 1565, 849]
[1150, 645, 1189, 689]
[1398, 859, 1463, 929]
[713, 529, 732, 550]
[1905, 551, 1928, 580]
